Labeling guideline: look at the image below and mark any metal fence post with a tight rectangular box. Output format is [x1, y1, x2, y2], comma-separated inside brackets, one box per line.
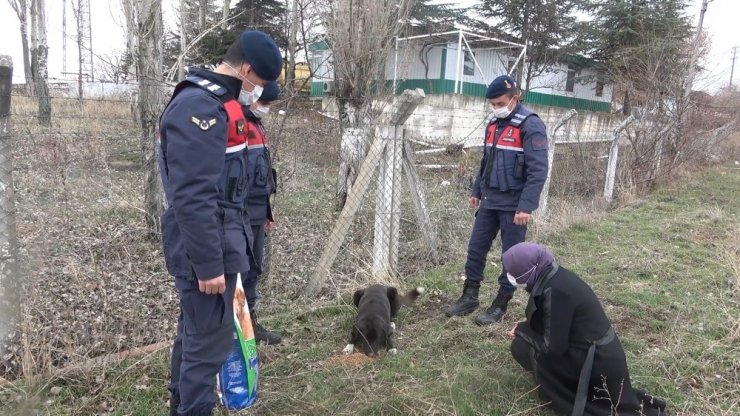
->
[604, 115, 635, 203]
[0, 55, 20, 356]
[540, 109, 577, 216]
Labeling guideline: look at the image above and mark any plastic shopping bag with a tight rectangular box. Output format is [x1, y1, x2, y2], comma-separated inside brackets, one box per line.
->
[217, 274, 259, 409]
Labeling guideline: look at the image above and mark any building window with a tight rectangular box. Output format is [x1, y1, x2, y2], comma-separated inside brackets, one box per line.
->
[595, 78, 604, 97]
[565, 64, 576, 92]
[463, 50, 475, 76]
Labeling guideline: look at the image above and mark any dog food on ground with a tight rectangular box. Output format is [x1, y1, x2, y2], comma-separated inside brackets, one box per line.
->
[325, 353, 377, 366]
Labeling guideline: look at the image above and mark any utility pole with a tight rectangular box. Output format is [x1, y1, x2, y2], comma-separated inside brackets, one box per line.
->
[685, 0, 710, 98]
[731, 46, 738, 89]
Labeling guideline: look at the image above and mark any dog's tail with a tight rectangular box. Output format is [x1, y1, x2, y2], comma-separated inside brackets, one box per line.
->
[400, 287, 425, 306]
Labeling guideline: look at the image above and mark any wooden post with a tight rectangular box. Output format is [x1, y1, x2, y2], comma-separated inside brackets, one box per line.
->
[372, 89, 425, 278]
[604, 115, 635, 203]
[307, 134, 387, 296]
[540, 109, 577, 216]
[307, 89, 425, 295]
[403, 138, 438, 258]
[0, 56, 20, 354]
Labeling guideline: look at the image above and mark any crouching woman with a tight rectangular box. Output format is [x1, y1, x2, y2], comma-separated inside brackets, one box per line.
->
[504, 242, 667, 416]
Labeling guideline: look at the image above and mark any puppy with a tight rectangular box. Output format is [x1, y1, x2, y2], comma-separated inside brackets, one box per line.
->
[343, 284, 424, 356]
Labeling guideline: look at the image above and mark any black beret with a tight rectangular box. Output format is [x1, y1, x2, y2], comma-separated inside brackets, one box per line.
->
[486, 75, 517, 99]
[240, 31, 283, 81]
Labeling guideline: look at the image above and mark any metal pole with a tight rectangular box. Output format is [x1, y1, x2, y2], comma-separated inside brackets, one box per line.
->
[459, 31, 466, 94]
[461, 33, 487, 87]
[730, 46, 737, 88]
[0, 55, 20, 358]
[393, 37, 399, 94]
[685, 0, 710, 98]
[454, 29, 463, 94]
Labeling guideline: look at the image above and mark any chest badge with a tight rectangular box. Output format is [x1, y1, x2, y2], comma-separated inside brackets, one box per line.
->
[236, 120, 245, 134]
[191, 116, 217, 131]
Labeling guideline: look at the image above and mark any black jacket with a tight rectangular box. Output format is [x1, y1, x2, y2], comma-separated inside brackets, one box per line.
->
[513, 265, 666, 416]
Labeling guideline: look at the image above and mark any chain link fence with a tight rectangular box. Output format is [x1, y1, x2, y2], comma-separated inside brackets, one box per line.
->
[4, 79, 733, 381]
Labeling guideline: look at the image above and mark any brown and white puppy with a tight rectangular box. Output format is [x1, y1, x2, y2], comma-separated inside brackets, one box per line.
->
[343, 284, 424, 356]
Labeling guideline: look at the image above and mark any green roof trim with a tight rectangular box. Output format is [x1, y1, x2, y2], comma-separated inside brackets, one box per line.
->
[308, 40, 329, 52]
[310, 79, 611, 113]
[523, 91, 611, 112]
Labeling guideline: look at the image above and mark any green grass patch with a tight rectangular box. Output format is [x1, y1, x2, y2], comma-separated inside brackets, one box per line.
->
[3, 166, 738, 415]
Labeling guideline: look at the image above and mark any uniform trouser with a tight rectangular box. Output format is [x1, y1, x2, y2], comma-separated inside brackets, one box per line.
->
[243, 222, 265, 311]
[464, 208, 527, 293]
[169, 274, 238, 416]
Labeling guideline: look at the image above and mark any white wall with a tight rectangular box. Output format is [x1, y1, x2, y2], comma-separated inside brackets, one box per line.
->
[321, 94, 617, 147]
[387, 43, 444, 80]
[528, 64, 613, 103]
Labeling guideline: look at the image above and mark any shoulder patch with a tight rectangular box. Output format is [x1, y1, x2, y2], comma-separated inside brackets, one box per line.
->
[191, 116, 217, 131]
[530, 132, 548, 150]
[186, 75, 227, 96]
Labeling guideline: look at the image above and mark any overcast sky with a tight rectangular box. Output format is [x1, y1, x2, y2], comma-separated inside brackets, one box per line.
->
[0, 0, 737, 92]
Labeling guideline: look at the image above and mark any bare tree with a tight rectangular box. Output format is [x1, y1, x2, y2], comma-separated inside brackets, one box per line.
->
[221, 0, 230, 30]
[6, 0, 34, 95]
[30, 0, 51, 126]
[71, 0, 92, 99]
[178, 0, 188, 81]
[323, 0, 415, 209]
[284, 0, 299, 95]
[121, 0, 137, 80]
[132, 0, 166, 235]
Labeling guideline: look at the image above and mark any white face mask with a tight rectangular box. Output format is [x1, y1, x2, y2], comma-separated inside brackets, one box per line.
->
[225, 62, 263, 106]
[492, 96, 515, 119]
[239, 84, 263, 106]
[507, 273, 528, 289]
[506, 264, 536, 289]
[252, 105, 270, 119]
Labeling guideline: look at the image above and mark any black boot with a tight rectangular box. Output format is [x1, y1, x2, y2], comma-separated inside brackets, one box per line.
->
[169, 394, 179, 416]
[475, 288, 514, 325]
[445, 280, 481, 317]
[251, 311, 282, 345]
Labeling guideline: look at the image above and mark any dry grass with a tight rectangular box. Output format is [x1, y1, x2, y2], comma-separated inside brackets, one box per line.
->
[1, 94, 739, 415]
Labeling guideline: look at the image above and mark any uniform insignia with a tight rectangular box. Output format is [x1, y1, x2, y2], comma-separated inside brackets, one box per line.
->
[191, 116, 217, 130]
[236, 120, 244, 134]
[504, 80, 512, 89]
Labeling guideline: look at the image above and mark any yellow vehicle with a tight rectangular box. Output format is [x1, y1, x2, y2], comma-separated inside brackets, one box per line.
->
[278, 62, 311, 94]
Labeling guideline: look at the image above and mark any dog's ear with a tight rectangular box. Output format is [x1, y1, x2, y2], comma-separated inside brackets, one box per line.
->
[352, 289, 365, 307]
[387, 286, 401, 317]
[386, 286, 399, 302]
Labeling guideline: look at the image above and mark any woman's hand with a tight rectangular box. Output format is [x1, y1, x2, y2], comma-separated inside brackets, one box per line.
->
[508, 320, 526, 339]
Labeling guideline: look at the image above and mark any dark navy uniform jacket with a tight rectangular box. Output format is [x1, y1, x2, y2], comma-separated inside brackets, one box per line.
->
[158, 68, 252, 280]
[242, 109, 276, 225]
[471, 103, 549, 213]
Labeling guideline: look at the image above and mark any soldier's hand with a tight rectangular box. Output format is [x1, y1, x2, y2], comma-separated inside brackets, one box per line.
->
[469, 197, 480, 209]
[265, 219, 274, 232]
[199, 274, 226, 295]
[513, 211, 531, 225]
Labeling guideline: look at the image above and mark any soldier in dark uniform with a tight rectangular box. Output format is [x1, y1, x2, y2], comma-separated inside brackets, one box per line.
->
[504, 242, 668, 416]
[446, 75, 549, 325]
[242, 80, 281, 344]
[158, 30, 282, 416]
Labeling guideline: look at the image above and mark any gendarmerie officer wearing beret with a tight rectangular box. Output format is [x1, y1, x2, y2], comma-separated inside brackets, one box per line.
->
[241, 80, 281, 345]
[446, 75, 549, 326]
[158, 30, 282, 416]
